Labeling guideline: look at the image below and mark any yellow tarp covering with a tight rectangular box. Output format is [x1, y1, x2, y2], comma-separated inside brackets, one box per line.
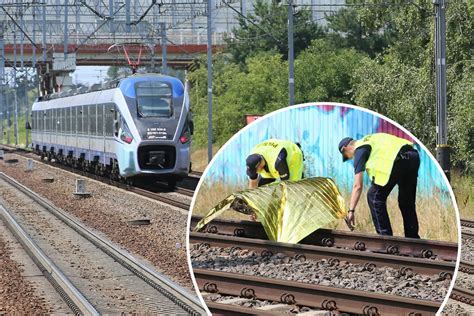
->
[194, 177, 347, 244]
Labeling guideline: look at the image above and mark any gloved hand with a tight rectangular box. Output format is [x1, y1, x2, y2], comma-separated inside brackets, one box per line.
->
[345, 210, 355, 231]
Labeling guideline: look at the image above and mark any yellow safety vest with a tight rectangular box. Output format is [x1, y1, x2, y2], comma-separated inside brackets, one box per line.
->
[250, 139, 303, 181]
[355, 133, 413, 186]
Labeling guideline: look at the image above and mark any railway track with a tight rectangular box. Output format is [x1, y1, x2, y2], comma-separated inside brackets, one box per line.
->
[194, 269, 441, 315]
[190, 232, 455, 276]
[461, 219, 474, 228]
[0, 172, 205, 315]
[0, 145, 193, 210]
[449, 220, 474, 308]
[191, 216, 458, 261]
[190, 216, 458, 315]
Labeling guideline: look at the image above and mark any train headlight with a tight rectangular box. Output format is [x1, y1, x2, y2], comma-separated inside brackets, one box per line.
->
[179, 126, 191, 144]
[120, 125, 134, 144]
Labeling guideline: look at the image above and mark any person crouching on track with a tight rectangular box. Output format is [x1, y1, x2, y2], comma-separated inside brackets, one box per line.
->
[338, 133, 420, 239]
[246, 139, 304, 189]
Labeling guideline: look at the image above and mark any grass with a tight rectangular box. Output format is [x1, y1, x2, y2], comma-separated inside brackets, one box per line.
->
[451, 171, 474, 220]
[0, 116, 29, 148]
[191, 146, 220, 172]
[191, 147, 462, 242]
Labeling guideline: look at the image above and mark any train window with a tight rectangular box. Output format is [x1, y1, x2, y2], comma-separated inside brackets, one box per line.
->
[77, 106, 83, 134]
[54, 108, 58, 132]
[41, 111, 45, 131]
[90, 105, 96, 135]
[45, 110, 49, 131]
[60, 108, 63, 133]
[135, 81, 172, 118]
[72, 107, 76, 133]
[97, 105, 103, 136]
[104, 104, 114, 136]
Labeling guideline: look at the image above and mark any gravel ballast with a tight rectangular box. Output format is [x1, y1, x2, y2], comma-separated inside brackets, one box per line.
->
[461, 235, 474, 262]
[191, 244, 451, 302]
[0, 236, 51, 314]
[0, 153, 192, 288]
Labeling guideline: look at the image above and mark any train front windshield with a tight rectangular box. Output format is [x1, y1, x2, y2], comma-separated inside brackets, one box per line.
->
[136, 81, 172, 118]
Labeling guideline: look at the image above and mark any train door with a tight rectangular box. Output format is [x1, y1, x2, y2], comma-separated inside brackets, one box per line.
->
[104, 103, 115, 156]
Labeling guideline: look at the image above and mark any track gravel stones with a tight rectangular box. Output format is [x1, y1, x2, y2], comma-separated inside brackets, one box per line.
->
[455, 272, 474, 291]
[0, 236, 51, 314]
[441, 300, 474, 315]
[0, 153, 192, 288]
[191, 244, 451, 302]
[461, 235, 474, 262]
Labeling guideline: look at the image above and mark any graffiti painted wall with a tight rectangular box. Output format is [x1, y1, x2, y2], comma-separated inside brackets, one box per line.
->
[204, 103, 451, 198]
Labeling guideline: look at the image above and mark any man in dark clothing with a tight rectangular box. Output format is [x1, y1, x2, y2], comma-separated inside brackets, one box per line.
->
[339, 133, 421, 238]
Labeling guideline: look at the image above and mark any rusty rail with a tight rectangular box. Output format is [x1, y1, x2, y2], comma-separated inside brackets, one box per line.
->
[205, 301, 276, 315]
[194, 269, 440, 315]
[461, 218, 474, 228]
[450, 286, 474, 306]
[191, 216, 458, 261]
[190, 232, 455, 276]
[459, 261, 474, 274]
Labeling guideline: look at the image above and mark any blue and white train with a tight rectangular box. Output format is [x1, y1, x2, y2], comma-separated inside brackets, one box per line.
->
[30, 74, 192, 186]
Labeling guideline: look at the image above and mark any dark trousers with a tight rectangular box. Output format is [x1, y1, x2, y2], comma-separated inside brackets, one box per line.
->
[367, 150, 420, 239]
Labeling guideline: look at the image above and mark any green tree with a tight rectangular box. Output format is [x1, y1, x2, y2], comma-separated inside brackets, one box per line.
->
[224, 0, 325, 64]
[350, 0, 473, 170]
[326, 6, 396, 57]
[295, 40, 365, 104]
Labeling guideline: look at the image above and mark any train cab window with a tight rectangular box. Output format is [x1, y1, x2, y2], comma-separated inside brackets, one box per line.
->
[135, 81, 172, 118]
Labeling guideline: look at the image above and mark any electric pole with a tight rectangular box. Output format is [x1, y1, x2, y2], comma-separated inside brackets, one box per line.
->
[288, 0, 295, 106]
[160, 22, 167, 75]
[206, 0, 213, 162]
[434, 0, 450, 180]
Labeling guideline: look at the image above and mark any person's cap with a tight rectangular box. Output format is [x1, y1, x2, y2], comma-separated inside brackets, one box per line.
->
[338, 137, 353, 162]
[246, 154, 262, 178]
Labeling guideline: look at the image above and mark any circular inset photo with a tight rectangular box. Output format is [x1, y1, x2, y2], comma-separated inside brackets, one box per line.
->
[187, 103, 460, 316]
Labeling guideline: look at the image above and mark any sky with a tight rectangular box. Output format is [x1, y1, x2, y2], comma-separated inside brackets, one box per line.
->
[72, 66, 110, 86]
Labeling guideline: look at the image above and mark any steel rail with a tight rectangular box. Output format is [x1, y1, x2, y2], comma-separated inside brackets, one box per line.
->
[459, 260, 474, 274]
[194, 269, 441, 315]
[462, 231, 474, 239]
[205, 301, 277, 315]
[0, 146, 191, 210]
[190, 232, 455, 276]
[125, 185, 191, 209]
[189, 170, 203, 178]
[0, 172, 206, 315]
[461, 218, 474, 228]
[0, 204, 99, 316]
[450, 286, 474, 305]
[190, 216, 458, 261]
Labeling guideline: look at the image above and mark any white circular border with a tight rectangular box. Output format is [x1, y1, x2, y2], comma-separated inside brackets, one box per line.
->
[185, 102, 462, 316]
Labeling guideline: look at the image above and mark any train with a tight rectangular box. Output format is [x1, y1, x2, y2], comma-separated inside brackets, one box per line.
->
[28, 73, 193, 187]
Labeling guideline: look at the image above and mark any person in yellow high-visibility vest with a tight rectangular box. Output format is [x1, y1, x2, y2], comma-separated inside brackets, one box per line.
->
[338, 133, 420, 238]
[246, 139, 304, 189]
